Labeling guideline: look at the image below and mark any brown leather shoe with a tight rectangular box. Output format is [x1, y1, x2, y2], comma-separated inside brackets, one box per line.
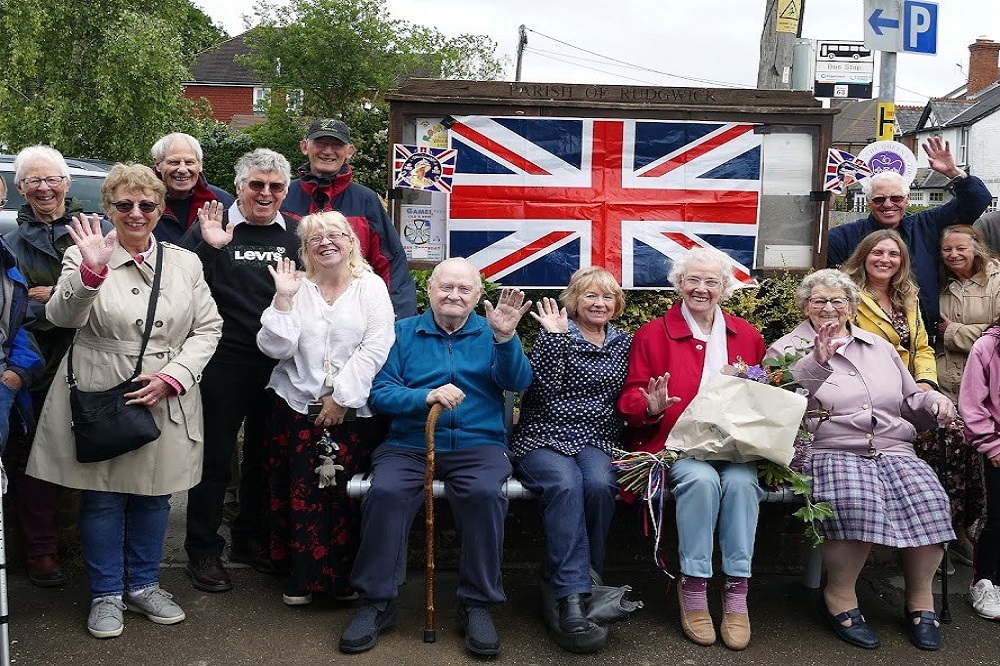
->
[186, 556, 232, 592]
[721, 611, 751, 650]
[677, 584, 716, 646]
[27, 554, 66, 588]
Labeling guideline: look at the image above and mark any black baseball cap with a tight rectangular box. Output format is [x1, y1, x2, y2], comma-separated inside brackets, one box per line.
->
[306, 119, 351, 143]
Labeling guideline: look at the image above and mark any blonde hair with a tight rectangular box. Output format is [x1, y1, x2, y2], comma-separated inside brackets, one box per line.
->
[559, 266, 626, 319]
[297, 211, 368, 278]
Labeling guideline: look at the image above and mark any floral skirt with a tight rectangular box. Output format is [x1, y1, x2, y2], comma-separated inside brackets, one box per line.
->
[263, 392, 387, 597]
[913, 417, 986, 534]
[806, 451, 955, 548]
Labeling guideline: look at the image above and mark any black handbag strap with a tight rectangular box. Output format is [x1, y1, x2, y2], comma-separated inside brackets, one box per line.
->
[67, 243, 165, 387]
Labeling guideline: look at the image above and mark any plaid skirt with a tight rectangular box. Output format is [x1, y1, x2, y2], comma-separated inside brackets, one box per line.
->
[806, 451, 956, 548]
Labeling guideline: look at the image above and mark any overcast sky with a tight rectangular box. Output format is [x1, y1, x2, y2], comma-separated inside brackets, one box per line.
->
[196, 0, 998, 106]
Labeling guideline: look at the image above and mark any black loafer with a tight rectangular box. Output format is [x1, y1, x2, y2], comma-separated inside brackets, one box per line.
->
[557, 594, 592, 633]
[906, 610, 941, 651]
[822, 602, 880, 649]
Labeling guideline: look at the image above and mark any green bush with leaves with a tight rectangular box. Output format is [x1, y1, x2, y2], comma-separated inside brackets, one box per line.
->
[407, 270, 806, 353]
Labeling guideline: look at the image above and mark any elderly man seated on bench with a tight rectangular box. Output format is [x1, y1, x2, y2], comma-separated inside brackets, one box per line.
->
[338, 258, 533, 658]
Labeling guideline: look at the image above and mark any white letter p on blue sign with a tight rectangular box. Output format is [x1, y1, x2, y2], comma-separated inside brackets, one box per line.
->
[903, 0, 937, 54]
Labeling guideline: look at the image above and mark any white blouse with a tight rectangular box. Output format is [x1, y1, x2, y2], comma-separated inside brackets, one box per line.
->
[256, 271, 396, 416]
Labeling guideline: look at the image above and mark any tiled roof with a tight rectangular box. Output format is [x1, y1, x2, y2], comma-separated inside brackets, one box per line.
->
[945, 82, 1000, 126]
[831, 99, 879, 146]
[185, 32, 261, 86]
[894, 105, 923, 135]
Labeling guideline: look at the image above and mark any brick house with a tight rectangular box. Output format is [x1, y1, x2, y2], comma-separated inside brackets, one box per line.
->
[182, 31, 270, 129]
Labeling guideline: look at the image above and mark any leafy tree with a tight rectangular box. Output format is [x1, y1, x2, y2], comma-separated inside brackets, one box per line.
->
[0, 1, 224, 161]
[160, 0, 229, 55]
[240, 0, 505, 190]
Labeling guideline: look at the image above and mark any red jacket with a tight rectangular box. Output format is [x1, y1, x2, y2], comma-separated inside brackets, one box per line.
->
[618, 302, 765, 453]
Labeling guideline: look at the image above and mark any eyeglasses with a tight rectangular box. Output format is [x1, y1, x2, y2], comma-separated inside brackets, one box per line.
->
[20, 176, 66, 188]
[581, 292, 616, 303]
[305, 232, 351, 247]
[941, 245, 971, 254]
[111, 200, 159, 214]
[682, 276, 722, 289]
[245, 180, 287, 193]
[808, 297, 849, 310]
[870, 195, 906, 205]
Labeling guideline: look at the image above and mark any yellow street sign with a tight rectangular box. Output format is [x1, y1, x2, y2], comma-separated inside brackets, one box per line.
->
[876, 102, 896, 141]
[777, 0, 802, 33]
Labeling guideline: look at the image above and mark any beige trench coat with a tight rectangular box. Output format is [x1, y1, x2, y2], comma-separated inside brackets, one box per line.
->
[937, 260, 1000, 401]
[27, 242, 222, 495]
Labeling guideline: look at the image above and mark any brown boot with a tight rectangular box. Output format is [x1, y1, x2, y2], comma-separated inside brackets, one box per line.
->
[677, 583, 716, 646]
[721, 611, 751, 650]
[27, 554, 66, 588]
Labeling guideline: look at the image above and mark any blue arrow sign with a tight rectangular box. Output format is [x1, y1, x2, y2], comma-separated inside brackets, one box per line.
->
[868, 8, 899, 35]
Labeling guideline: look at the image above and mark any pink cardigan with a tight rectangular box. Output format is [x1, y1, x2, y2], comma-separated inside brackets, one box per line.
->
[959, 331, 1000, 461]
[768, 321, 941, 456]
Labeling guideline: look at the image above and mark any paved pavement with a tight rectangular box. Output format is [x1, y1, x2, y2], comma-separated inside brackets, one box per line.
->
[5, 492, 999, 666]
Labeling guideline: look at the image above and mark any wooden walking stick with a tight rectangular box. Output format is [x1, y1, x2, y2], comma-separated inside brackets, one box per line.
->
[423, 403, 444, 643]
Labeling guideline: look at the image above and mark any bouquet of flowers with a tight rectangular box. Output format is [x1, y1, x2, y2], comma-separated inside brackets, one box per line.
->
[614, 353, 833, 554]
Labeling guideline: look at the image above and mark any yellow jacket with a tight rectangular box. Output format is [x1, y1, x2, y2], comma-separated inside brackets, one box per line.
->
[854, 291, 937, 386]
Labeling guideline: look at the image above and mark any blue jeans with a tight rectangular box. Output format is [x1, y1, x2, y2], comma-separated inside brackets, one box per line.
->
[79, 491, 171, 598]
[516, 446, 617, 598]
[669, 459, 763, 578]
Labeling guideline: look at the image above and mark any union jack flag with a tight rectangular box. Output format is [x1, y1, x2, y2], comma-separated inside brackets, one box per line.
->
[446, 116, 762, 288]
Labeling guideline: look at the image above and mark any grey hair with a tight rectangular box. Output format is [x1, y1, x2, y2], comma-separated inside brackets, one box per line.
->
[234, 149, 292, 188]
[14, 145, 70, 183]
[668, 247, 736, 299]
[796, 269, 860, 313]
[150, 133, 203, 163]
[861, 170, 909, 198]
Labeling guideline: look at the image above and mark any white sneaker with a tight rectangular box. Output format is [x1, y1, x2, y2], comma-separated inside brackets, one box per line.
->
[125, 586, 186, 625]
[88, 597, 125, 638]
[969, 579, 1000, 620]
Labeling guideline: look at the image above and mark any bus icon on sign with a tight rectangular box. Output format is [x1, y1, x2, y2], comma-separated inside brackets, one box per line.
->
[820, 42, 872, 60]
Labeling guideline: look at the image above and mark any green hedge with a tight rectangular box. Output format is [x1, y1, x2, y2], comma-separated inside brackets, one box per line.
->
[409, 270, 806, 353]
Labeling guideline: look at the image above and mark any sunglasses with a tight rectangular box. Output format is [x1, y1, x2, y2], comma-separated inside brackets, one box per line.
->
[870, 195, 906, 205]
[246, 180, 287, 193]
[111, 200, 159, 214]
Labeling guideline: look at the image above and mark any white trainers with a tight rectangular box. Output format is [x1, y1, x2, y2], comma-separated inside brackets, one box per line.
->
[969, 579, 1000, 620]
[125, 586, 186, 625]
[88, 596, 125, 638]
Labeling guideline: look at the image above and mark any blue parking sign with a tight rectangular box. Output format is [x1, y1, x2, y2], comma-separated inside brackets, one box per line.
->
[902, 0, 937, 54]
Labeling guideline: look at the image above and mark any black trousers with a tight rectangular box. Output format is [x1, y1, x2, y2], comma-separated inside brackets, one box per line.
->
[976, 455, 1000, 584]
[185, 361, 273, 560]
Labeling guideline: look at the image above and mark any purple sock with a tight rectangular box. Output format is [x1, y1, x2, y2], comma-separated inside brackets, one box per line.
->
[680, 575, 709, 612]
[724, 576, 748, 614]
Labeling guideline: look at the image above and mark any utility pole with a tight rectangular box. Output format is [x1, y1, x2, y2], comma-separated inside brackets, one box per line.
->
[757, 0, 806, 89]
[515, 25, 528, 82]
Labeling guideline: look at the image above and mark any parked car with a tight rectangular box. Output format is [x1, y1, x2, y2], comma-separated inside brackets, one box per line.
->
[0, 161, 108, 235]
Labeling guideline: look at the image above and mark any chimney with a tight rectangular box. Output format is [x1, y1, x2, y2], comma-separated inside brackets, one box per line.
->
[968, 37, 1000, 96]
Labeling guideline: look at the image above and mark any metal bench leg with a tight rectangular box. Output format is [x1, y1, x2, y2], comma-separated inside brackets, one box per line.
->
[802, 546, 822, 589]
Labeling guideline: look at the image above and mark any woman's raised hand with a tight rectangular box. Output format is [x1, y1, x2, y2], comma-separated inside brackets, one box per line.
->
[811, 320, 846, 366]
[529, 297, 569, 333]
[638, 373, 681, 418]
[67, 213, 116, 273]
[267, 257, 301, 298]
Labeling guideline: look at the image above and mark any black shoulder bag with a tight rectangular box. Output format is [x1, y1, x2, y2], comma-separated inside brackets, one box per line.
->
[69, 246, 164, 463]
